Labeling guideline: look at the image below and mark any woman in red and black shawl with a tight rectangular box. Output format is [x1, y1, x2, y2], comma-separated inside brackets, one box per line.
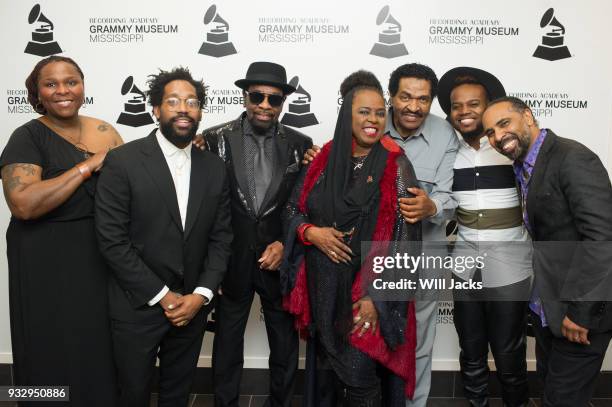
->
[281, 71, 422, 407]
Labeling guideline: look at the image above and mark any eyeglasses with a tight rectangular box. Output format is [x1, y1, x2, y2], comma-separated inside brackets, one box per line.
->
[245, 91, 285, 107]
[163, 97, 201, 111]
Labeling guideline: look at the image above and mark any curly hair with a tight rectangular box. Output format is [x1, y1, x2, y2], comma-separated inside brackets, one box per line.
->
[146, 67, 206, 108]
[388, 63, 438, 99]
[25, 56, 84, 115]
[339, 70, 383, 99]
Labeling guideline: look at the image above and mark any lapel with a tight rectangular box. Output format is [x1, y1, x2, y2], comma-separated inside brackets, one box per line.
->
[225, 117, 254, 211]
[140, 130, 182, 232]
[184, 146, 206, 239]
[258, 123, 290, 216]
[526, 130, 556, 234]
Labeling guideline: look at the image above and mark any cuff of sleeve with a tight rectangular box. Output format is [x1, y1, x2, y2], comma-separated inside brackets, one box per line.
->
[297, 223, 314, 245]
[194, 287, 214, 303]
[431, 198, 442, 218]
[148, 285, 169, 306]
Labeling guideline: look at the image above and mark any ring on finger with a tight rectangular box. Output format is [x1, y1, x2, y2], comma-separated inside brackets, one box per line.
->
[354, 315, 362, 322]
[329, 250, 337, 258]
[363, 321, 371, 329]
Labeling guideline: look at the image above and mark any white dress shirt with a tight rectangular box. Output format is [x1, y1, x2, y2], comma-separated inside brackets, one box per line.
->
[148, 130, 213, 306]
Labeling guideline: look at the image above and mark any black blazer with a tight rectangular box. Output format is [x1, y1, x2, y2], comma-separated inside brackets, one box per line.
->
[95, 130, 233, 323]
[203, 114, 312, 294]
[527, 130, 612, 336]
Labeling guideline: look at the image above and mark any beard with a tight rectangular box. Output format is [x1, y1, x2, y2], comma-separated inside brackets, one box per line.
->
[159, 115, 198, 147]
[496, 132, 531, 161]
[460, 122, 484, 143]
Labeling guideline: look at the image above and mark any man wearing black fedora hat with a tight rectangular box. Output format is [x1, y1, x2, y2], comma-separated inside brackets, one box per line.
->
[438, 67, 530, 407]
[203, 61, 312, 407]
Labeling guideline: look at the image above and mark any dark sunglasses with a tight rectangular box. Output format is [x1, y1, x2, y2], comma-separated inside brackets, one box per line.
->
[245, 91, 285, 107]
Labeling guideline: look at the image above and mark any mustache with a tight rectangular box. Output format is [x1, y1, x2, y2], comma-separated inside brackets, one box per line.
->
[400, 108, 423, 117]
[172, 114, 194, 123]
[496, 133, 518, 150]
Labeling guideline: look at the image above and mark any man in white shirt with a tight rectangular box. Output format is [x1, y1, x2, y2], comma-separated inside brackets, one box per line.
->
[96, 67, 232, 407]
[438, 67, 531, 407]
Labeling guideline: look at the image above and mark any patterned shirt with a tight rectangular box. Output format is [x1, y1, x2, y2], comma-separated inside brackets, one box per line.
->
[453, 133, 532, 287]
[514, 128, 548, 325]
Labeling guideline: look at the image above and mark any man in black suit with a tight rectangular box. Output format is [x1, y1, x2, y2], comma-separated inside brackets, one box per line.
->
[96, 67, 232, 407]
[483, 96, 612, 406]
[203, 61, 312, 407]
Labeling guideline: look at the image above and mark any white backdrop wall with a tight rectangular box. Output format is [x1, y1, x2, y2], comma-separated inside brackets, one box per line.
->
[1, 0, 611, 370]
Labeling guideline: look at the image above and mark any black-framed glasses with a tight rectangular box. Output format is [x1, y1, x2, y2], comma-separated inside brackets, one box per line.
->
[245, 91, 285, 107]
[163, 97, 201, 111]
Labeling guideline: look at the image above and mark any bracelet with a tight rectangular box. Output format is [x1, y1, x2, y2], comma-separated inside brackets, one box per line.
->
[76, 162, 92, 179]
[297, 223, 314, 245]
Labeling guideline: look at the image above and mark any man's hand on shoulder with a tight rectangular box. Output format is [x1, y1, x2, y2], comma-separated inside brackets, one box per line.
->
[192, 134, 206, 151]
[302, 145, 321, 164]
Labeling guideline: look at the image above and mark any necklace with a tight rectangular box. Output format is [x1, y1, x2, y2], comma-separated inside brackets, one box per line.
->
[351, 155, 367, 170]
[45, 117, 91, 159]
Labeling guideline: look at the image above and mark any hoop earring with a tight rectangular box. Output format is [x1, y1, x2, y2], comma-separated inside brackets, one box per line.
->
[35, 102, 44, 114]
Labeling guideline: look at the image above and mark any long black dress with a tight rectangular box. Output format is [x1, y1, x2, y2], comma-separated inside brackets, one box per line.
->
[0, 119, 117, 406]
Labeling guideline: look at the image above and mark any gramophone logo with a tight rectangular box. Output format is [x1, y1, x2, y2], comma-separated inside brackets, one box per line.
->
[24, 4, 62, 56]
[281, 76, 319, 128]
[533, 8, 571, 61]
[198, 4, 237, 57]
[116, 76, 154, 127]
[369, 5, 408, 59]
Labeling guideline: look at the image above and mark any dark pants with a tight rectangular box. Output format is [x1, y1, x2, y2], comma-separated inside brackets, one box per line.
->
[212, 266, 298, 407]
[531, 309, 612, 407]
[312, 367, 381, 407]
[453, 278, 530, 407]
[111, 307, 208, 407]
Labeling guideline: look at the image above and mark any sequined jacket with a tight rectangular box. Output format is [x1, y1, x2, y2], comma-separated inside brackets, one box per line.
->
[203, 113, 312, 293]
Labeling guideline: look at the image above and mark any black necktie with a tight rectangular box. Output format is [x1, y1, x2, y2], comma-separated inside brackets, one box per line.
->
[254, 136, 271, 212]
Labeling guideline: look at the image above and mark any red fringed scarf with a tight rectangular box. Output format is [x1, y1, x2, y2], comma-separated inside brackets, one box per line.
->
[283, 136, 416, 398]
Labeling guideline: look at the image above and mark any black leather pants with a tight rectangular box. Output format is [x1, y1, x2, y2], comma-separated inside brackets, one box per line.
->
[453, 278, 530, 407]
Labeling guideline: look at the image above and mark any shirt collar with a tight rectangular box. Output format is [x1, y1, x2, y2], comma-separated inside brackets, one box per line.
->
[522, 128, 547, 169]
[456, 131, 490, 150]
[385, 107, 430, 144]
[156, 129, 192, 160]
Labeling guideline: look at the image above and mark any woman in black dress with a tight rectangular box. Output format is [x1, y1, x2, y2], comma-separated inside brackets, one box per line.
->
[0, 56, 122, 406]
[282, 71, 422, 406]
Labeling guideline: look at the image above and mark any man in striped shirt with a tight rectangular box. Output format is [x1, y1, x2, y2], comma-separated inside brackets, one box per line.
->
[437, 67, 532, 407]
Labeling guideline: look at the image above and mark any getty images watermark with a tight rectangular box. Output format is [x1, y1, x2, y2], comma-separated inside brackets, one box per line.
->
[372, 251, 486, 291]
[363, 240, 612, 303]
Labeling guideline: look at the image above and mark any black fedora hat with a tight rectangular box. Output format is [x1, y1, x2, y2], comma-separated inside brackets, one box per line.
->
[235, 61, 296, 95]
[438, 67, 506, 116]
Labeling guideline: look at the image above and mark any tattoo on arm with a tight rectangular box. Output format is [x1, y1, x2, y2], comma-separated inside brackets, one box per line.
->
[2, 164, 39, 192]
[5, 175, 24, 191]
[97, 123, 109, 132]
